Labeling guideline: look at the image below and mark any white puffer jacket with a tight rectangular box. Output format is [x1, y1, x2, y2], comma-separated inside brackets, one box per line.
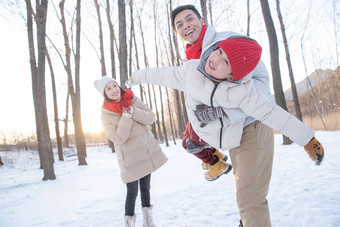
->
[132, 49, 314, 150]
[198, 26, 274, 127]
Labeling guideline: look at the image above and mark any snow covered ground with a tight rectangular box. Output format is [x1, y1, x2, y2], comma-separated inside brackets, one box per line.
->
[1, 131, 340, 227]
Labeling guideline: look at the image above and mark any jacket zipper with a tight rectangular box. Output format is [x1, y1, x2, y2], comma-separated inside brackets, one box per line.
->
[210, 83, 224, 149]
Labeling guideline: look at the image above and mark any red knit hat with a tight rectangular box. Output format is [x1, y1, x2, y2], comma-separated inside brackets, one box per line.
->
[217, 38, 262, 81]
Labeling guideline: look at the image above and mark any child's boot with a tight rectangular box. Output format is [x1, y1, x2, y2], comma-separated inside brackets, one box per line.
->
[215, 149, 228, 161]
[124, 214, 136, 227]
[141, 205, 156, 227]
[204, 155, 232, 181]
[201, 149, 228, 170]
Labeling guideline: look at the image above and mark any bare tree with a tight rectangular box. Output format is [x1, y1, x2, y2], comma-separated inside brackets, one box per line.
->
[299, 1, 327, 130]
[25, 0, 56, 180]
[200, 0, 208, 23]
[95, 0, 116, 153]
[63, 92, 70, 148]
[46, 51, 64, 161]
[331, 0, 339, 104]
[94, 0, 106, 76]
[128, 0, 134, 79]
[105, 0, 117, 79]
[332, 0, 339, 74]
[208, 0, 213, 27]
[59, 0, 87, 165]
[169, 0, 186, 134]
[247, 0, 250, 36]
[130, 0, 145, 101]
[74, 0, 87, 164]
[260, 0, 292, 144]
[118, 0, 128, 86]
[152, 0, 165, 142]
[135, 3, 158, 139]
[276, 0, 303, 121]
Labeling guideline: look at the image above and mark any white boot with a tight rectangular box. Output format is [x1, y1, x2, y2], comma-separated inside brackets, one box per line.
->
[124, 214, 136, 227]
[141, 205, 156, 227]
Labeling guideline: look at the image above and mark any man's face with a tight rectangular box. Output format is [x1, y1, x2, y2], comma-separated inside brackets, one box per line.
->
[173, 9, 204, 45]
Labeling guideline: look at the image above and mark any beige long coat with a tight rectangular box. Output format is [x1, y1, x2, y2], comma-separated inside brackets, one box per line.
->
[101, 96, 167, 183]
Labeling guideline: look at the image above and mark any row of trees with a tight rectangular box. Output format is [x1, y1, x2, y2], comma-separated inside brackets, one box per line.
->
[13, 0, 339, 179]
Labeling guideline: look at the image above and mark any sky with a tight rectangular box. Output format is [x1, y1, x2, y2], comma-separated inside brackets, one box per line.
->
[1, 131, 340, 226]
[0, 0, 339, 138]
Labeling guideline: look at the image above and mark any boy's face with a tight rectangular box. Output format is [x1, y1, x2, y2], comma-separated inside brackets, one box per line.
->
[204, 48, 233, 81]
[173, 9, 205, 45]
[104, 81, 121, 101]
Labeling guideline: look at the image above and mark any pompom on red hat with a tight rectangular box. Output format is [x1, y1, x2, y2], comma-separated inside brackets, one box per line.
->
[217, 37, 262, 81]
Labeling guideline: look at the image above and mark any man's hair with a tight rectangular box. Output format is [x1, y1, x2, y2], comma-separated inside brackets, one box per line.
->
[171, 4, 202, 29]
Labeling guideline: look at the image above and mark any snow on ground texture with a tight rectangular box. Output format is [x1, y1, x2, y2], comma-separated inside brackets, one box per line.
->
[1, 131, 340, 227]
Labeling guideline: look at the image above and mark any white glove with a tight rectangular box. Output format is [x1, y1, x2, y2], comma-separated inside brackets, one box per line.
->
[125, 77, 138, 88]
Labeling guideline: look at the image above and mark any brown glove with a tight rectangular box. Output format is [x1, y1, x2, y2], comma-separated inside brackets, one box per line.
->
[304, 137, 324, 165]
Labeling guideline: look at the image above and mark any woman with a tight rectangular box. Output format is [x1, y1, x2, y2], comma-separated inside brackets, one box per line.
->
[94, 76, 167, 227]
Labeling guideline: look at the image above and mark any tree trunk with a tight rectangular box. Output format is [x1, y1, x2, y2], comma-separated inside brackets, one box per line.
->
[208, 0, 213, 27]
[260, 0, 292, 145]
[46, 51, 64, 161]
[129, 1, 144, 101]
[246, 0, 250, 36]
[74, 0, 87, 165]
[105, 0, 116, 79]
[59, 0, 87, 165]
[152, 1, 164, 143]
[128, 0, 133, 79]
[105, 0, 117, 153]
[276, 0, 303, 121]
[136, 6, 158, 138]
[200, 0, 208, 23]
[166, 87, 177, 144]
[169, 1, 186, 134]
[159, 86, 169, 146]
[64, 92, 70, 148]
[118, 0, 128, 87]
[299, 2, 327, 131]
[26, 0, 56, 180]
[94, 0, 107, 77]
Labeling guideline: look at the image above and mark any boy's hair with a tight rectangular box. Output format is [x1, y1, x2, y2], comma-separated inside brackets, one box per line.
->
[171, 4, 202, 29]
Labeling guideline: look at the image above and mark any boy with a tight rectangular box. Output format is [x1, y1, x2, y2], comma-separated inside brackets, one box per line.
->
[126, 36, 324, 172]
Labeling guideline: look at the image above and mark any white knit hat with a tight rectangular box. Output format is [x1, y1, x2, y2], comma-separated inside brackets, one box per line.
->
[94, 76, 117, 97]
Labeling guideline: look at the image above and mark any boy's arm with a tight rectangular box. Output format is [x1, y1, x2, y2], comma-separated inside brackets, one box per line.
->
[235, 84, 324, 165]
[228, 82, 314, 147]
[128, 63, 194, 92]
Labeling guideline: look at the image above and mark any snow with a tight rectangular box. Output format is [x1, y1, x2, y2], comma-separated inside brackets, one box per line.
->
[1, 131, 340, 227]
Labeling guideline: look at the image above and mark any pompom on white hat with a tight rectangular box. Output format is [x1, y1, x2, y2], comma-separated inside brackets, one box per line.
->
[94, 76, 117, 97]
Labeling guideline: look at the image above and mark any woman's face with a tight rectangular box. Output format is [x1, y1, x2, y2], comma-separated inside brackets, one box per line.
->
[104, 81, 121, 101]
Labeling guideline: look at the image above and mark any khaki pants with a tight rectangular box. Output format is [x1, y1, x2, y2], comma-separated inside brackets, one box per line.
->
[229, 121, 274, 227]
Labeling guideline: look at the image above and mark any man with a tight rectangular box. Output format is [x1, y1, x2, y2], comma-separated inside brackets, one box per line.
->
[171, 5, 275, 227]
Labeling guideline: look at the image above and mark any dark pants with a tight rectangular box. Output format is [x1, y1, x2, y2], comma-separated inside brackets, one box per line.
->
[125, 174, 151, 216]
